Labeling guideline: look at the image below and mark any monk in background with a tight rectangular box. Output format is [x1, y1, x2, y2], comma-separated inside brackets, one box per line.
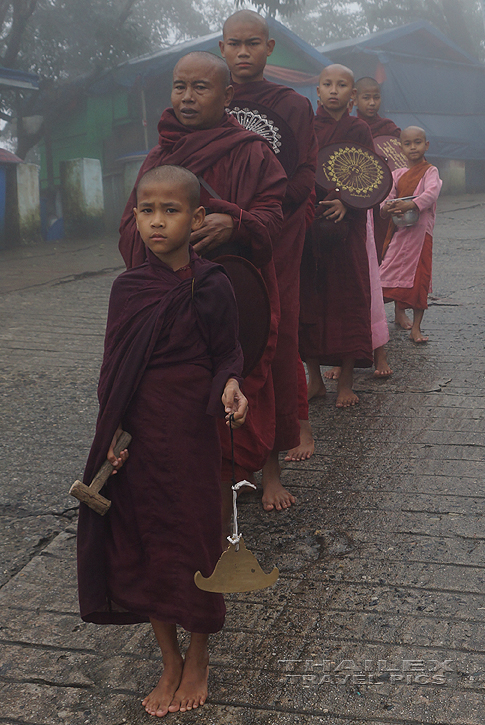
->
[299, 64, 373, 407]
[119, 52, 287, 530]
[220, 10, 317, 510]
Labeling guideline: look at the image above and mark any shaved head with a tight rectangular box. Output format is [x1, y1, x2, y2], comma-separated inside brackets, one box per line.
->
[137, 165, 200, 209]
[319, 64, 354, 84]
[355, 76, 380, 93]
[223, 10, 269, 39]
[174, 51, 230, 90]
[401, 125, 427, 142]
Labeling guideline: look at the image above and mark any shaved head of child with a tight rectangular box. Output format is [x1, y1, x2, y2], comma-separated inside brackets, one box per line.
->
[400, 126, 429, 166]
[220, 10, 275, 84]
[355, 77, 381, 120]
[134, 165, 204, 269]
[317, 64, 355, 120]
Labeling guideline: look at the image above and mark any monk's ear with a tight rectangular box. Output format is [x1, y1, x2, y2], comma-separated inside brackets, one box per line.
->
[424, 139, 430, 151]
[133, 207, 139, 228]
[266, 38, 275, 57]
[219, 40, 226, 58]
[224, 83, 234, 107]
[191, 206, 205, 231]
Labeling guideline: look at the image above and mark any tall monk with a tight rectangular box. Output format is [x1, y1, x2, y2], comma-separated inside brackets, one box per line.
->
[299, 64, 373, 407]
[220, 10, 318, 511]
[119, 52, 287, 530]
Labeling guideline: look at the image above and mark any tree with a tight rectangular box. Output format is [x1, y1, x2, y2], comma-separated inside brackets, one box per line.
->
[282, 0, 484, 58]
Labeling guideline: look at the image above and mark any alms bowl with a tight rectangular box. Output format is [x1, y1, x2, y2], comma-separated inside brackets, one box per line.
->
[392, 196, 419, 227]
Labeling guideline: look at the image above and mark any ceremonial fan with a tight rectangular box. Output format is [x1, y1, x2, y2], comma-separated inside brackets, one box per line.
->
[194, 418, 279, 594]
[316, 141, 393, 209]
[227, 101, 299, 177]
[373, 135, 408, 172]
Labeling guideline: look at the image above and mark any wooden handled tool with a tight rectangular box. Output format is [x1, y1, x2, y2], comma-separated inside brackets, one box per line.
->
[69, 431, 132, 515]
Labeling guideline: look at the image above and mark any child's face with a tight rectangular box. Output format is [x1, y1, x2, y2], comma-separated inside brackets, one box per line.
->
[317, 68, 354, 117]
[219, 19, 275, 84]
[400, 129, 429, 165]
[134, 179, 204, 269]
[356, 86, 381, 119]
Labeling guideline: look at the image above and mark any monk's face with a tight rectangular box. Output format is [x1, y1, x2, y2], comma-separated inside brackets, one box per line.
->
[356, 85, 381, 119]
[400, 128, 429, 164]
[171, 57, 234, 130]
[317, 67, 354, 116]
[220, 19, 275, 84]
[134, 178, 204, 269]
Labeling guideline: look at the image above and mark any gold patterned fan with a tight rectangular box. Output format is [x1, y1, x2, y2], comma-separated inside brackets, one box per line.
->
[316, 142, 393, 209]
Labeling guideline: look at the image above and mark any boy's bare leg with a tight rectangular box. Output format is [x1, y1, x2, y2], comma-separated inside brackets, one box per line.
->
[284, 419, 315, 461]
[169, 632, 210, 713]
[262, 448, 296, 511]
[373, 345, 393, 377]
[394, 302, 412, 330]
[410, 308, 428, 343]
[324, 366, 341, 380]
[143, 619, 183, 717]
[336, 356, 359, 407]
[306, 358, 327, 400]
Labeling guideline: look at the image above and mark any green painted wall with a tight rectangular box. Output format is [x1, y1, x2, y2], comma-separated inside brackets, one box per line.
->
[39, 91, 130, 189]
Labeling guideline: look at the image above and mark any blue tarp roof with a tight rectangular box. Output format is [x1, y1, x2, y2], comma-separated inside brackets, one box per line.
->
[0, 67, 39, 91]
[320, 21, 485, 160]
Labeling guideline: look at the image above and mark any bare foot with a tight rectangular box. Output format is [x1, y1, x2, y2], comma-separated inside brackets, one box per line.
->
[262, 452, 296, 511]
[410, 330, 428, 343]
[336, 385, 359, 407]
[169, 647, 209, 713]
[373, 346, 392, 378]
[394, 308, 412, 330]
[142, 659, 184, 717]
[284, 419, 315, 461]
[307, 378, 327, 401]
[324, 366, 341, 380]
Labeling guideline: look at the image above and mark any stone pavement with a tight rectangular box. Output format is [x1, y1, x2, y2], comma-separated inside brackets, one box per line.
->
[1, 195, 485, 725]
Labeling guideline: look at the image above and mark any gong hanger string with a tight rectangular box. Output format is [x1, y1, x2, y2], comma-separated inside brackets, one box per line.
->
[228, 413, 255, 550]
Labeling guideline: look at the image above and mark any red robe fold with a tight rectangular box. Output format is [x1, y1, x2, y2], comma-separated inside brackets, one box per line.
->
[299, 107, 373, 368]
[357, 110, 401, 139]
[77, 249, 244, 631]
[231, 80, 317, 449]
[118, 109, 287, 475]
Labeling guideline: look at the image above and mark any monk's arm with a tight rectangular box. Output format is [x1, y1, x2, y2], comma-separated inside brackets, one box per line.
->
[284, 104, 318, 208]
[194, 272, 245, 418]
[412, 167, 442, 212]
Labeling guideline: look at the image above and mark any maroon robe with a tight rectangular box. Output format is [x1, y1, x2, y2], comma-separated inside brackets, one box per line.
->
[299, 107, 373, 367]
[357, 110, 401, 138]
[77, 249, 244, 631]
[357, 110, 401, 262]
[119, 109, 287, 475]
[231, 80, 317, 449]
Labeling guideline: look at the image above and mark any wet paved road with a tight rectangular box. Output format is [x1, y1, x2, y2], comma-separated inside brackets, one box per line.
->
[0, 194, 484, 724]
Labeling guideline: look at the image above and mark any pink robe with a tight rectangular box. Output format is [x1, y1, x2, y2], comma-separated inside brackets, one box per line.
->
[380, 166, 442, 289]
[366, 211, 390, 349]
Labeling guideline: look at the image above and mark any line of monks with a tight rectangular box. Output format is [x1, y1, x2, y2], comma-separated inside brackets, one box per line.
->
[76, 10, 442, 716]
[117, 10, 407, 518]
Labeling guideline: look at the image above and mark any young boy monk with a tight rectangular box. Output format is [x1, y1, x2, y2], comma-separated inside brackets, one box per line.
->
[380, 126, 442, 343]
[354, 77, 401, 138]
[324, 76, 395, 383]
[220, 9, 317, 508]
[77, 165, 248, 717]
[299, 64, 373, 407]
